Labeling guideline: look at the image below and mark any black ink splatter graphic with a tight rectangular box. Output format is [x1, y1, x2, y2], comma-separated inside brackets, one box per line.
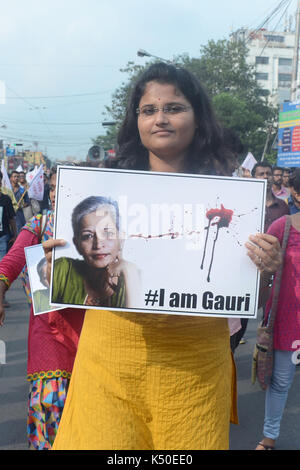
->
[201, 204, 234, 282]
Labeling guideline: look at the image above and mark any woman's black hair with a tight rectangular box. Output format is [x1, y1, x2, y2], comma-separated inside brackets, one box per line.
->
[72, 196, 120, 239]
[109, 62, 231, 175]
[289, 168, 300, 193]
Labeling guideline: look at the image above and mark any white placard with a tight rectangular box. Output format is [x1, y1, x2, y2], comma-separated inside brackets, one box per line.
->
[50, 166, 266, 319]
[24, 244, 64, 315]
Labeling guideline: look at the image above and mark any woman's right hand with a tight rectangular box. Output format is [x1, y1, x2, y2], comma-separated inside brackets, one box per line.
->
[0, 281, 8, 326]
[0, 303, 5, 326]
[42, 239, 66, 283]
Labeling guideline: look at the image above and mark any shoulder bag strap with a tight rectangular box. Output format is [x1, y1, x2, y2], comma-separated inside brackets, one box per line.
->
[267, 215, 292, 331]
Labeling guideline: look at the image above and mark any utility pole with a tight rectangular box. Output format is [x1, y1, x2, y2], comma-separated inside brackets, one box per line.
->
[291, 0, 300, 101]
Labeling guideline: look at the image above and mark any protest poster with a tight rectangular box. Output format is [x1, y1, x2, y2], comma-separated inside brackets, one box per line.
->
[24, 244, 63, 315]
[50, 166, 266, 319]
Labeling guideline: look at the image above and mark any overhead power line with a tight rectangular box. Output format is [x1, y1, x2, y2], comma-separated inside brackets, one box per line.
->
[258, 0, 293, 56]
[245, 0, 292, 44]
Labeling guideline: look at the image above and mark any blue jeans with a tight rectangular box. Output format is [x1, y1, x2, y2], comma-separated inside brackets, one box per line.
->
[0, 234, 9, 261]
[263, 350, 296, 440]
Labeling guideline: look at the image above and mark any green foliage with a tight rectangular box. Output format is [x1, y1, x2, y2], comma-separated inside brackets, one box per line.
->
[93, 38, 279, 160]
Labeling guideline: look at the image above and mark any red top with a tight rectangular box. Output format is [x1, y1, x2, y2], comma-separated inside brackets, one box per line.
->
[0, 229, 85, 379]
[266, 216, 300, 350]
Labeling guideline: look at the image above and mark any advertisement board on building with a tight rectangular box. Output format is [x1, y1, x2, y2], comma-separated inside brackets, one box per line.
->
[277, 101, 300, 167]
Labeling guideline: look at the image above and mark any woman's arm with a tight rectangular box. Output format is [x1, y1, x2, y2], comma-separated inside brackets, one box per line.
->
[245, 230, 283, 308]
[0, 229, 38, 326]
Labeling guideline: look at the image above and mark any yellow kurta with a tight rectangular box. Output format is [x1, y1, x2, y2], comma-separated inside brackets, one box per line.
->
[52, 310, 237, 450]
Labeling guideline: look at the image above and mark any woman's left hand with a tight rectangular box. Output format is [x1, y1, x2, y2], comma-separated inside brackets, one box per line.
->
[245, 233, 282, 274]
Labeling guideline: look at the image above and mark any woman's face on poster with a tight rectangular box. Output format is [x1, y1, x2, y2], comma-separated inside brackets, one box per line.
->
[74, 207, 120, 270]
[40, 263, 49, 288]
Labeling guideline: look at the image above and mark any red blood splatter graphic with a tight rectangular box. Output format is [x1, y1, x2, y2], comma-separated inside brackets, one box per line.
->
[201, 204, 234, 282]
[206, 204, 234, 228]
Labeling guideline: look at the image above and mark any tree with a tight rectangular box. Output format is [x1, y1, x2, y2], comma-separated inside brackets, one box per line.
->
[176, 39, 278, 160]
[93, 38, 278, 161]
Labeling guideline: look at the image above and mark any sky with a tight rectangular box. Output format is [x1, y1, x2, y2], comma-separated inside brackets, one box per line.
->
[0, 0, 297, 163]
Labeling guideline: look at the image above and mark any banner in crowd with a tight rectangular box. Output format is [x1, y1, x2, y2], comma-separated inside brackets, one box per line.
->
[277, 101, 300, 168]
[50, 166, 266, 319]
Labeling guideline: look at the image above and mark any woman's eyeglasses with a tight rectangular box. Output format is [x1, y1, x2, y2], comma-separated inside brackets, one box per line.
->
[136, 104, 191, 117]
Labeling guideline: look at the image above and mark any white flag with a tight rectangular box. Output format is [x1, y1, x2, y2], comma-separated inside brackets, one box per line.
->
[16, 164, 23, 172]
[241, 152, 257, 172]
[1, 160, 12, 191]
[26, 166, 38, 185]
[28, 164, 44, 201]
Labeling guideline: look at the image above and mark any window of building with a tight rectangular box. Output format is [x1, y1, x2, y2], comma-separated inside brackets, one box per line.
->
[258, 89, 270, 96]
[264, 34, 284, 43]
[278, 73, 292, 88]
[278, 58, 292, 66]
[256, 56, 269, 65]
[255, 72, 269, 80]
[278, 73, 292, 81]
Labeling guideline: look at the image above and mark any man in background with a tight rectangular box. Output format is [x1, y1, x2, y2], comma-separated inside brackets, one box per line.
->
[272, 166, 289, 200]
[282, 168, 291, 195]
[0, 171, 17, 307]
[9, 170, 30, 233]
[252, 162, 289, 231]
[287, 168, 300, 214]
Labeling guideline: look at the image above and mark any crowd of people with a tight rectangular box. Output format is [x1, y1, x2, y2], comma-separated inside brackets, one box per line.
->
[0, 62, 299, 451]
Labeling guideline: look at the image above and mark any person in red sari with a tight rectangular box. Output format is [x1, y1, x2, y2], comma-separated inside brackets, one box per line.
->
[0, 169, 85, 450]
[256, 212, 300, 450]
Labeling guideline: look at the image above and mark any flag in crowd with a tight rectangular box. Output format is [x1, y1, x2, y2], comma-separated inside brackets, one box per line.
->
[27, 164, 44, 201]
[1, 159, 12, 191]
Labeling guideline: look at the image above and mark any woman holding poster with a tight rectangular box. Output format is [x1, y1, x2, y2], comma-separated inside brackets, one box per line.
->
[46, 63, 282, 450]
[0, 169, 85, 450]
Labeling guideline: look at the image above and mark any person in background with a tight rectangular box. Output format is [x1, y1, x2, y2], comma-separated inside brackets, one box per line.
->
[251, 162, 289, 232]
[18, 171, 28, 190]
[0, 171, 17, 307]
[221, 128, 245, 176]
[40, 173, 50, 213]
[232, 162, 290, 350]
[0, 169, 85, 450]
[282, 168, 291, 195]
[9, 170, 31, 233]
[287, 168, 300, 214]
[256, 211, 300, 450]
[272, 166, 289, 201]
[19, 170, 39, 219]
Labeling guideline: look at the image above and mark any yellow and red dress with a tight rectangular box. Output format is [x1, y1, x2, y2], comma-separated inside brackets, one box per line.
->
[53, 308, 237, 450]
[0, 213, 85, 449]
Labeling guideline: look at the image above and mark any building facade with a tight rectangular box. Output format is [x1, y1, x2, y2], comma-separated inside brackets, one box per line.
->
[233, 28, 296, 105]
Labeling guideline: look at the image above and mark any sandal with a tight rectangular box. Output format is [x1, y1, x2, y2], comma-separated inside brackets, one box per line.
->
[256, 441, 275, 450]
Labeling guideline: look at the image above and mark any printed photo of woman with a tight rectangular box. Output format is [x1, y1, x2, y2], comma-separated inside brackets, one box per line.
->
[51, 195, 141, 309]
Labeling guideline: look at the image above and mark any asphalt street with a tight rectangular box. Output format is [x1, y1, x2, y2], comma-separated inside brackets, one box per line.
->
[0, 279, 299, 451]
